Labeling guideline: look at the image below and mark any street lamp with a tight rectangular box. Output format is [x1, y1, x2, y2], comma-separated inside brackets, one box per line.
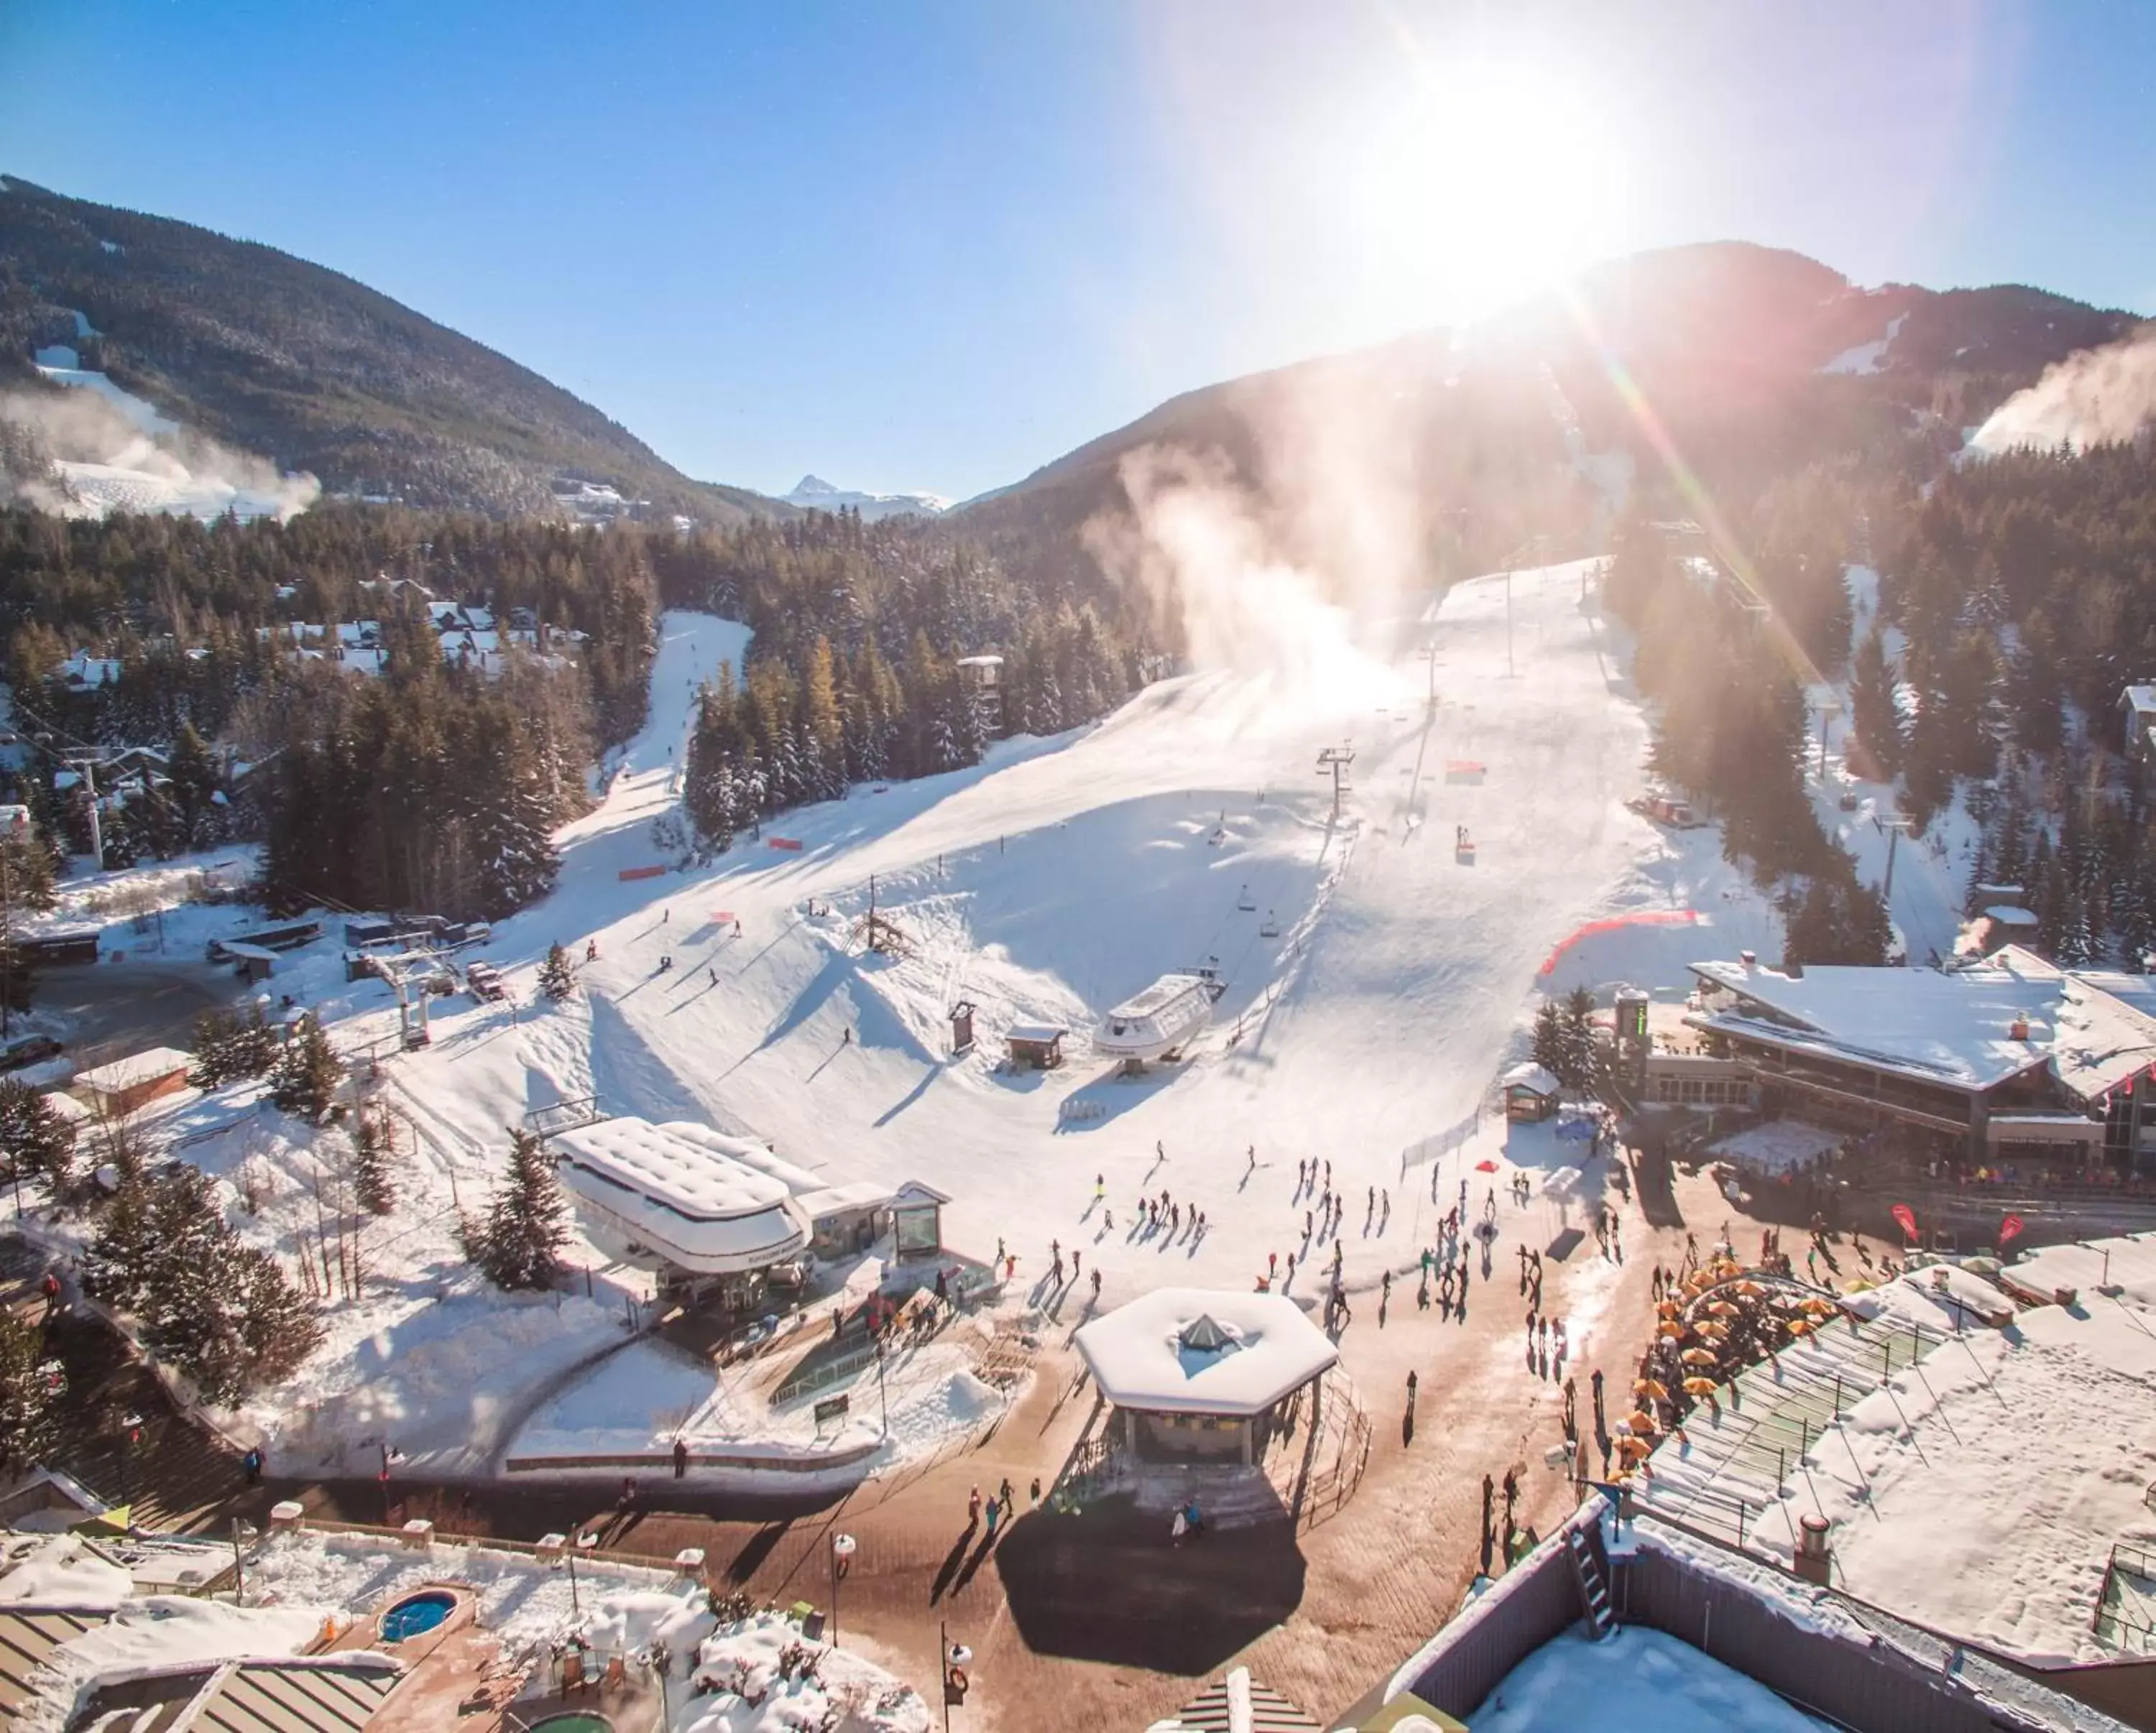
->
[940, 1627, 973, 1733]
[119, 1411, 144, 1509]
[829, 1533, 857, 1645]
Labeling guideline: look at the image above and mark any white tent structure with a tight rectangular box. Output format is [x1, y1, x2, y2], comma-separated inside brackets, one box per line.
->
[551, 1117, 810, 1279]
[1074, 1288, 1338, 1465]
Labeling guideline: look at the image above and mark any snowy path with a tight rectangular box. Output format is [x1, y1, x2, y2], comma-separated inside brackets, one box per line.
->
[392, 566, 1680, 1299]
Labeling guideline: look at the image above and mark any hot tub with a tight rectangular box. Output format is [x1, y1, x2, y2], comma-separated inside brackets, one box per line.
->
[377, 1589, 456, 1642]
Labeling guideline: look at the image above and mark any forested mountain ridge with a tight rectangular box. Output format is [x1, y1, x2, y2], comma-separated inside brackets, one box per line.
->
[0, 175, 789, 523]
[961, 241, 2140, 581]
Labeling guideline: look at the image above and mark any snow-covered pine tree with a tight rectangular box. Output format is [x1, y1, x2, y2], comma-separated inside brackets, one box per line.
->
[463, 711, 560, 919]
[270, 1016, 344, 1126]
[468, 1129, 568, 1291]
[1531, 1002, 1567, 1080]
[539, 942, 578, 1002]
[229, 1243, 323, 1390]
[1848, 629, 1904, 778]
[188, 1004, 280, 1086]
[0, 1306, 63, 1476]
[351, 1109, 395, 1215]
[1560, 986, 1602, 1093]
[83, 1140, 158, 1312]
[0, 1078, 75, 1194]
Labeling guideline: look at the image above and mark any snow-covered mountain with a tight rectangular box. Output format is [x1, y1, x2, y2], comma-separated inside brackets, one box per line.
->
[783, 473, 950, 521]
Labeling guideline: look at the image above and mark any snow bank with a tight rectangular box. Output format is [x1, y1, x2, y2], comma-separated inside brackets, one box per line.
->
[16, 1598, 327, 1733]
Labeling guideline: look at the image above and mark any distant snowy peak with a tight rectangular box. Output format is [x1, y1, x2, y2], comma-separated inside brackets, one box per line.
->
[784, 473, 949, 521]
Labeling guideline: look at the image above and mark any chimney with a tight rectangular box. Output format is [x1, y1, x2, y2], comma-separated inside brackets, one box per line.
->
[1794, 1513, 1831, 1586]
[1739, 949, 1757, 971]
[2009, 1016, 2030, 1042]
[1786, 961, 1804, 979]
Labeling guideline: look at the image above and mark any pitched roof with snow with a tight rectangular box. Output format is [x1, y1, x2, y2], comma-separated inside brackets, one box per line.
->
[1502, 1062, 1561, 1096]
[74, 1046, 193, 1094]
[1074, 1287, 1337, 1417]
[1687, 957, 2061, 1090]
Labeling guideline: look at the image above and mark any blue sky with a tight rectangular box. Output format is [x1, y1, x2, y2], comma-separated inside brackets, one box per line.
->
[4, 1, 2154, 503]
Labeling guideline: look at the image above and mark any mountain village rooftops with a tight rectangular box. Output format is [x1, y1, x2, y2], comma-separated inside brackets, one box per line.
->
[1688, 946, 2156, 1106]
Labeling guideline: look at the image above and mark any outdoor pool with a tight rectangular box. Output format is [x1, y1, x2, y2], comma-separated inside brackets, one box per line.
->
[377, 1590, 456, 1642]
[526, 1716, 614, 1733]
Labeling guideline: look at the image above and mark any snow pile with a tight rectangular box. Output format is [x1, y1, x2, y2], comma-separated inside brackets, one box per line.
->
[510, 1334, 1010, 1473]
[0, 1534, 132, 1607]
[671, 1607, 931, 1733]
[14, 1596, 327, 1733]
[1708, 1120, 1839, 1177]
[1467, 1625, 1833, 1732]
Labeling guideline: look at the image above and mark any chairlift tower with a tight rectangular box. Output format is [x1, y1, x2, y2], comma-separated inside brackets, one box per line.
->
[62, 751, 105, 871]
[1317, 744, 1356, 825]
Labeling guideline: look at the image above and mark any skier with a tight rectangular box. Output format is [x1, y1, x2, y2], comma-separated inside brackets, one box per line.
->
[1094, 1174, 1105, 1203]
[1091, 1267, 1102, 1300]
[1406, 1369, 1418, 1408]
[1072, 1249, 1082, 1276]
[708, 967, 717, 986]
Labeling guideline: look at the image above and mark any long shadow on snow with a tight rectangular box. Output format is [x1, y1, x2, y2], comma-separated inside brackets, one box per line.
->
[588, 992, 716, 1124]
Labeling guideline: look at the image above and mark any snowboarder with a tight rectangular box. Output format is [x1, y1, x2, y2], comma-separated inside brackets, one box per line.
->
[586, 940, 599, 961]
[658, 955, 673, 973]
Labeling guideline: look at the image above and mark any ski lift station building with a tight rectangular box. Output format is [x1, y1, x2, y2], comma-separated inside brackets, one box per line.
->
[1095, 971, 1217, 1068]
[1074, 1288, 1337, 1466]
[550, 1117, 895, 1302]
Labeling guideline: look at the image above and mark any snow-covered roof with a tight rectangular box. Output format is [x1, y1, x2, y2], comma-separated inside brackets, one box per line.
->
[793, 1180, 895, 1222]
[2122, 684, 2156, 719]
[1097, 973, 1212, 1058]
[654, 1119, 824, 1196]
[552, 1117, 809, 1276]
[1074, 1288, 1337, 1417]
[2049, 973, 2156, 1102]
[1502, 1062, 1561, 1096]
[1983, 905, 2040, 926]
[74, 1046, 193, 1095]
[1687, 958, 2061, 1090]
[893, 1179, 950, 1206]
[1007, 1020, 1067, 1044]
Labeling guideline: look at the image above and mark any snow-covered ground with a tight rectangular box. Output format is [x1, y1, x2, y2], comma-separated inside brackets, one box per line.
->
[1466, 1625, 1833, 1732]
[372, 570, 1710, 1311]
[510, 1334, 1008, 1469]
[41, 570, 1759, 1472]
[1649, 1257, 2156, 1664]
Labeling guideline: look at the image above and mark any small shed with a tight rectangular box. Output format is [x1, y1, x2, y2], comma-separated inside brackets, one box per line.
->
[1006, 1021, 1067, 1071]
[220, 941, 280, 984]
[892, 1179, 951, 1260]
[1502, 1062, 1562, 1122]
[75, 1047, 193, 1117]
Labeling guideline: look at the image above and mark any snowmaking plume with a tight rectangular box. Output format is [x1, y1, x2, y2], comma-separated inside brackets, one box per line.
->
[1082, 361, 1424, 707]
[1971, 325, 2156, 455]
[0, 378, 319, 521]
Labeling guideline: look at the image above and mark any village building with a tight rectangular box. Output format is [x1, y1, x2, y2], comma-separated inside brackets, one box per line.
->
[73, 1047, 193, 1117]
[1684, 948, 2156, 1170]
[1501, 1062, 1562, 1122]
[1074, 1288, 1338, 1467]
[2120, 682, 2156, 762]
[1005, 1020, 1067, 1071]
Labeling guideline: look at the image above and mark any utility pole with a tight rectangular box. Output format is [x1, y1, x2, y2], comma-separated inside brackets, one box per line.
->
[1, 842, 11, 1040]
[1418, 642, 1439, 711]
[65, 753, 103, 872]
[1815, 700, 1841, 781]
[1316, 746, 1355, 825]
[1881, 814, 1912, 907]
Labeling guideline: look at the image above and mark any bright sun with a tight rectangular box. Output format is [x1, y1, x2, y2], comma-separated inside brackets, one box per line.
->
[1344, 52, 1639, 325]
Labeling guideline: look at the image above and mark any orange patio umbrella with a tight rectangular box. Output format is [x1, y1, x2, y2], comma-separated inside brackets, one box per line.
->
[1680, 1346, 1718, 1367]
[1626, 1408, 1657, 1433]
[1682, 1377, 1719, 1396]
[1635, 1378, 1669, 1401]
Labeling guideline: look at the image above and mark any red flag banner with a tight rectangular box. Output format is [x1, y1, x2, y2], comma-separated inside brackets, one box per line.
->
[1890, 1203, 1919, 1243]
[1999, 1213, 2026, 1247]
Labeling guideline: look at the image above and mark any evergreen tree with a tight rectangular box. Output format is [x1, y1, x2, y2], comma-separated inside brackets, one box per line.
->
[1531, 1001, 1567, 1080]
[467, 1129, 568, 1291]
[0, 1307, 64, 1476]
[1848, 628, 1904, 777]
[1560, 986, 1603, 1094]
[270, 1017, 344, 1125]
[0, 1080, 74, 1195]
[539, 942, 577, 1002]
[351, 1109, 395, 1216]
[188, 1004, 280, 1087]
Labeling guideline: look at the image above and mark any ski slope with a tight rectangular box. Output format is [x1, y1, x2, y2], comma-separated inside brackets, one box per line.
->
[380, 564, 1710, 1298]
